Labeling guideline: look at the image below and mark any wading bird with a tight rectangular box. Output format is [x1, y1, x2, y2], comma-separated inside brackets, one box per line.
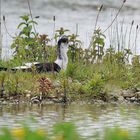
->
[0, 36, 69, 72]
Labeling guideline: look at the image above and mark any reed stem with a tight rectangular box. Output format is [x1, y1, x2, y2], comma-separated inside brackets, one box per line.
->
[103, 0, 126, 33]
[0, 0, 2, 59]
[134, 25, 139, 55]
[27, 0, 37, 34]
[128, 20, 134, 49]
[94, 4, 103, 31]
[3, 16, 13, 38]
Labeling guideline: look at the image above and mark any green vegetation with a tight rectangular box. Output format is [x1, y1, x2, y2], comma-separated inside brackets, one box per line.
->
[0, 122, 82, 140]
[0, 11, 140, 103]
[0, 122, 140, 140]
[104, 127, 140, 140]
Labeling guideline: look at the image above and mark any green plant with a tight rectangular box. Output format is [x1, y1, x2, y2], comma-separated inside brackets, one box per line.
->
[0, 127, 48, 140]
[53, 122, 82, 140]
[89, 28, 106, 63]
[5, 76, 16, 96]
[68, 34, 81, 62]
[89, 74, 104, 93]
[37, 34, 50, 62]
[132, 55, 140, 84]
[54, 27, 69, 42]
[85, 73, 105, 96]
[0, 128, 14, 140]
[11, 15, 46, 63]
[104, 46, 115, 64]
[120, 71, 135, 89]
[17, 15, 37, 37]
[104, 127, 130, 140]
[1, 123, 140, 140]
[66, 62, 94, 81]
[66, 63, 77, 78]
[0, 72, 6, 97]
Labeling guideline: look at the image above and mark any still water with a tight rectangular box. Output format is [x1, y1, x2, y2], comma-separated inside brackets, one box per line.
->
[1, 0, 140, 59]
[0, 104, 140, 139]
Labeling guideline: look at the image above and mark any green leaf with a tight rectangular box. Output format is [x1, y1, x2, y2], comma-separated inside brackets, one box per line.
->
[20, 15, 29, 22]
[11, 43, 16, 49]
[31, 32, 37, 37]
[19, 31, 24, 36]
[17, 22, 27, 29]
[21, 26, 32, 36]
[28, 20, 38, 25]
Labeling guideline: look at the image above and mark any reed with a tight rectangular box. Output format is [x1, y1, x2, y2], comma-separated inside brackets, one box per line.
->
[103, 0, 126, 33]
[0, 0, 2, 60]
[27, 0, 37, 34]
[94, 4, 103, 31]
[128, 20, 134, 49]
[134, 25, 139, 55]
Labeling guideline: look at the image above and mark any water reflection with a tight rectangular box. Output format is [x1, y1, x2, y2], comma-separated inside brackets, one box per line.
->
[1, 103, 140, 139]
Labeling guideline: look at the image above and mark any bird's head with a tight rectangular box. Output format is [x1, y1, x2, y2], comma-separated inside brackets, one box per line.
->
[57, 36, 69, 59]
[58, 36, 69, 47]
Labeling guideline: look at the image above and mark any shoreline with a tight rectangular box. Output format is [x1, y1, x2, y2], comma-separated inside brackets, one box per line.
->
[0, 88, 140, 105]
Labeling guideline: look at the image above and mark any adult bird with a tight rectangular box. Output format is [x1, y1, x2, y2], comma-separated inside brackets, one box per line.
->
[0, 36, 69, 73]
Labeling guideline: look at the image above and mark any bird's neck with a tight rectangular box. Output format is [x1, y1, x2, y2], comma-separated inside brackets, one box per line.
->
[55, 45, 68, 70]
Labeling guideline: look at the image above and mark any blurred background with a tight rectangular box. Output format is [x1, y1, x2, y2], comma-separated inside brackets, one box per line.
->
[1, 0, 140, 59]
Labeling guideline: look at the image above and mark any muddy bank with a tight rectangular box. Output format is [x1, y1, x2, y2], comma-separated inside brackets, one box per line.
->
[0, 88, 140, 105]
[88, 88, 140, 105]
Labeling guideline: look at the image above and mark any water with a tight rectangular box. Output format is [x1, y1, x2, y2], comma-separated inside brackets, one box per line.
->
[0, 104, 140, 139]
[1, 0, 140, 59]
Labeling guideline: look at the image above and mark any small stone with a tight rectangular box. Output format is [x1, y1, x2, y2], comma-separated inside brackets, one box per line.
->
[2, 101, 7, 105]
[108, 94, 118, 101]
[54, 80, 61, 87]
[26, 93, 31, 98]
[130, 97, 136, 101]
[95, 100, 105, 104]
[136, 92, 140, 98]
[25, 90, 31, 94]
[136, 88, 140, 92]
[121, 90, 135, 98]
[118, 96, 124, 102]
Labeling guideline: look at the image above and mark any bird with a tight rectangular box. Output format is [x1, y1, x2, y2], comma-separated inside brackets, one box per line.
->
[0, 36, 69, 73]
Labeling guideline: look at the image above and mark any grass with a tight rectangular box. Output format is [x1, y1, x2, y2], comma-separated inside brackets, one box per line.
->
[0, 58, 139, 103]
